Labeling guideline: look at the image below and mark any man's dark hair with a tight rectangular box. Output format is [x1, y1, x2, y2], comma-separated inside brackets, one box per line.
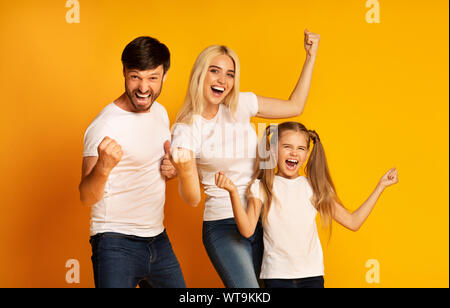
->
[121, 36, 170, 73]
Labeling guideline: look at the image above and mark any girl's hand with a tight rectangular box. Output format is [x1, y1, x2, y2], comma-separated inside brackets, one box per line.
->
[378, 168, 399, 189]
[304, 29, 320, 58]
[215, 172, 237, 194]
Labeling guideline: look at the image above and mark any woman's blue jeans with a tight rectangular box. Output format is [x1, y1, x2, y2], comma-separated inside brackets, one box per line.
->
[202, 218, 264, 288]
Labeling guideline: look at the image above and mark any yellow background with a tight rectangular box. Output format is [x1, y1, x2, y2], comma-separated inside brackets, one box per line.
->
[0, 0, 448, 288]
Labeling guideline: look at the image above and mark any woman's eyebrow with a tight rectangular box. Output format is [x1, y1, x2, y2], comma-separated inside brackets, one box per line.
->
[209, 65, 235, 73]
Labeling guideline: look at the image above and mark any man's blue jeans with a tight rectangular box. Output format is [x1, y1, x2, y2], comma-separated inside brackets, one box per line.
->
[90, 230, 186, 288]
[202, 218, 264, 288]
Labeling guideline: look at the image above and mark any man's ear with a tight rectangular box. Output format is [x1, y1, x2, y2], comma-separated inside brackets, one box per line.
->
[163, 73, 168, 82]
[123, 66, 126, 78]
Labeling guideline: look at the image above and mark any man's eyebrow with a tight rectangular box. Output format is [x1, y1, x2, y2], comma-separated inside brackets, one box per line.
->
[128, 70, 162, 76]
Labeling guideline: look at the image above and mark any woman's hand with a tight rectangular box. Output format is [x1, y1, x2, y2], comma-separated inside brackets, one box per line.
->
[170, 147, 196, 175]
[215, 171, 237, 194]
[304, 29, 320, 59]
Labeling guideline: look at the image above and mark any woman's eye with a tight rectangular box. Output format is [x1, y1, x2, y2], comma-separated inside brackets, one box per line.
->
[227, 73, 234, 78]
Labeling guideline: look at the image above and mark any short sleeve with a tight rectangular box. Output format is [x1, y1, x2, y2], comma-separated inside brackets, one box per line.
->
[157, 103, 170, 127]
[83, 121, 110, 157]
[171, 123, 200, 157]
[238, 92, 259, 118]
[249, 179, 265, 203]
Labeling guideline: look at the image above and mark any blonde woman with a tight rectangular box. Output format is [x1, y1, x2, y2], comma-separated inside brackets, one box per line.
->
[170, 29, 320, 288]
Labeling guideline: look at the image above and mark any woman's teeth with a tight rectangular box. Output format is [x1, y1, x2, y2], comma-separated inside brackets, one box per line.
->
[211, 86, 225, 95]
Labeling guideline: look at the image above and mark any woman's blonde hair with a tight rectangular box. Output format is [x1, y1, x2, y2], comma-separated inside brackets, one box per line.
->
[247, 122, 343, 238]
[175, 45, 241, 124]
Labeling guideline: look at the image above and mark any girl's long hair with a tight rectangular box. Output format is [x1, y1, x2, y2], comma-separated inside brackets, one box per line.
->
[174, 45, 241, 125]
[247, 122, 342, 236]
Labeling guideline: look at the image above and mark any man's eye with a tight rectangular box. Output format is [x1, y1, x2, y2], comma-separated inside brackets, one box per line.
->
[131, 76, 138, 79]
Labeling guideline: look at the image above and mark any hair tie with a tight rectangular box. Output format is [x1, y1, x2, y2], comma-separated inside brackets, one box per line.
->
[309, 130, 321, 144]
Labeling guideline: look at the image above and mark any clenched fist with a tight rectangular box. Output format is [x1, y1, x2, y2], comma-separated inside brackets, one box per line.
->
[97, 136, 123, 174]
[215, 171, 237, 194]
[170, 147, 195, 175]
[304, 29, 320, 58]
[378, 168, 399, 189]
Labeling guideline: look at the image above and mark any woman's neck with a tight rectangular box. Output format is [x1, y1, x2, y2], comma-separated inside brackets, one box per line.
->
[202, 103, 220, 120]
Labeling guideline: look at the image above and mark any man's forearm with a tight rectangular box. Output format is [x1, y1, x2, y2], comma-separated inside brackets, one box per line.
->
[79, 164, 110, 206]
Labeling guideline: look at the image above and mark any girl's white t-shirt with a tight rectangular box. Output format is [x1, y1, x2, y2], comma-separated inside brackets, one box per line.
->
[171, 92, 259, 221]
[250, 175, 325, 279]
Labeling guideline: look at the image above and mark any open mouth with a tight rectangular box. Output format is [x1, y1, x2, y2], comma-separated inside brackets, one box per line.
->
[211, 86, 225, 97]
[285, 159, 299, 171]
[135, 92, 151, 104]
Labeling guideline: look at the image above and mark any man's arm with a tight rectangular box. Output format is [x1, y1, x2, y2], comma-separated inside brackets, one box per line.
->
[79, 137, 123, 206]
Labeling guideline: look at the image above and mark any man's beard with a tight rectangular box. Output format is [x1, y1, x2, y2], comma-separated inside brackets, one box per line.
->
[125, 82, 163, 112]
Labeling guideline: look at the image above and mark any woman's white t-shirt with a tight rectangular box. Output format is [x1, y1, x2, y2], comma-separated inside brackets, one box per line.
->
[249, 175, 325, 279]
[171, 92, 259, 221]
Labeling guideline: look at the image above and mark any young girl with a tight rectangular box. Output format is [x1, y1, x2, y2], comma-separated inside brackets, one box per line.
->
[215, 122, 399, 288]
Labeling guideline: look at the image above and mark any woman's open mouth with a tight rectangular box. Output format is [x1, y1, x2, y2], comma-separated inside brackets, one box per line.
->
[211, 86, 225, 97]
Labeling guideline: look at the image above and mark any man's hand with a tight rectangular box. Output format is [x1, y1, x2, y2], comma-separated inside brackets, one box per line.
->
[96, 137, 123, 175]
[161, 140, 177, 180]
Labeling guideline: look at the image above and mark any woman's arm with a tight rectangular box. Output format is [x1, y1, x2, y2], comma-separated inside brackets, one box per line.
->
[170, 147, 201, 207]
[256, 29, 320, 119]
[333, 168, 399, 231]
[215, 172, 263, 238]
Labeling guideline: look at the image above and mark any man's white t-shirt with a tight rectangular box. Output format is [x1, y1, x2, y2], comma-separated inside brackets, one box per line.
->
[250, 176, 325, 279]
[83, 102, 171, 237]
[171, 92, 259, 221]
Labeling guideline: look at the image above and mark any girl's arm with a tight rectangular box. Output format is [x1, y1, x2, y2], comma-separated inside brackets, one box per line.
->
[170, 147, 201, 207]
[215, 172, 263, 238]
[333, 168, 399, 231]
[256, 29, 320, 119]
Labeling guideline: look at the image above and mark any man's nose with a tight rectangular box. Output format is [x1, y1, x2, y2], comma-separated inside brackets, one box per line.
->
[138, 81, 150, 93]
